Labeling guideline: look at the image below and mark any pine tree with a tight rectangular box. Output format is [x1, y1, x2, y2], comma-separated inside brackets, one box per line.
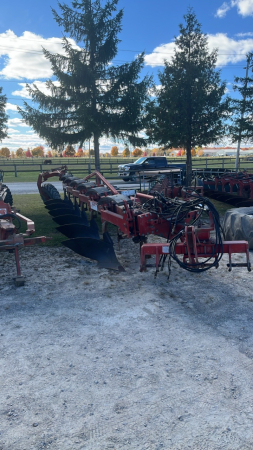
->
[147, 9, 228, 185]
[18, 0, 152, 170]
[229, 53, 253, 168]
[0, 87, 8, 142]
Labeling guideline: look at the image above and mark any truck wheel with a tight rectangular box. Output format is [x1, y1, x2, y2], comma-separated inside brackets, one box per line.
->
[122, 178, 130, 182]
[40, 183, 61, 204]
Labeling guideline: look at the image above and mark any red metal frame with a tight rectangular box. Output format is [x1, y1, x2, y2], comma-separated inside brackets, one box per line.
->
[140, 235, 250, 272]
[38, 168, 251, 273]
[203, 171, 253, 200]
[37, 166, 67, 201]
[0, 199, 49, 285]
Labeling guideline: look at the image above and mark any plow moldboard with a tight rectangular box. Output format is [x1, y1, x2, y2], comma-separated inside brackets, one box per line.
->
[56, 223, 100, 240]
[62, 237, 124, 271]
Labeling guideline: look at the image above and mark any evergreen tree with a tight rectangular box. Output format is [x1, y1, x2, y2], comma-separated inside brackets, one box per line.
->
[147, 9, 228, 185]
[0, 87, 8, 142]
[229, 52, 253, 168]
[18, 0, 152, 170]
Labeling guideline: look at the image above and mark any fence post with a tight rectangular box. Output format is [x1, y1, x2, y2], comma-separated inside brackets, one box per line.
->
[222, 158, 224, 169]
[40, 164, 43, 172]
[110, 163, 112, 174]
[14, 165, 17, 178]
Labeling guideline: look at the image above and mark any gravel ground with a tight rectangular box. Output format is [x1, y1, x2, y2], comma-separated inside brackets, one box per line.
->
[1, 235, 253, 450]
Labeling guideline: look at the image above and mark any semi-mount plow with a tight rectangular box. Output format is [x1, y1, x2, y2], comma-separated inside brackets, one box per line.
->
[38, 166, 251, 275]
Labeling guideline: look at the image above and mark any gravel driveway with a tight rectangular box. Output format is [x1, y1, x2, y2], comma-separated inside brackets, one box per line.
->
[1, 236, 253, 450]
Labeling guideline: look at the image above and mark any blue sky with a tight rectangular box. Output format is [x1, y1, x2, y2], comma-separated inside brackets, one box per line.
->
[1, 0, 253, 153]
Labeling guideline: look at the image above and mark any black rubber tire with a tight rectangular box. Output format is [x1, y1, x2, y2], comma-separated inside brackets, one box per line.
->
[122, 178, 130, 182]
[0, 184, 13, 206]
[223, 207, 253, 249]
[40, 183, 61, 204]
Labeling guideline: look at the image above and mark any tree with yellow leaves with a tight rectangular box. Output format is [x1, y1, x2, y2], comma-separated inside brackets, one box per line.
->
[0, 147, 10, 157]
[76, 147, 84, 157]
[122, 147, 130, 157]
[16, 147, 24, 157]
[132, 147, 143, 157]
[65, 145, 76, 157]
[32, 146, 44, 157]
[111, 146, 119, 156]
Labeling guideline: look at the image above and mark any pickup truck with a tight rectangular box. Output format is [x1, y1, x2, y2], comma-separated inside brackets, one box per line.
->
[118, 156, 185, 182]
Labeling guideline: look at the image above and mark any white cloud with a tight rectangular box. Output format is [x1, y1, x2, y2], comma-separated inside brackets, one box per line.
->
[208, 33, 253, 65]
[1, 131, 47, 151]
[216, 2, 231, 17]
[145, 33, 253, 67]
[12, 80, 61, 99]
[232, 0, 253, 16]
[5, 102, 18, 111]
[145, 42, 175, 67]
[8, 117, 29, 127]
[0, 30, 79, 80]
[236, 32, 253, 37]
[8, 128, 19, 133]
[12, 84, 31, 99]
[216, 0, 253, 17]
[1, 129, 133, 153]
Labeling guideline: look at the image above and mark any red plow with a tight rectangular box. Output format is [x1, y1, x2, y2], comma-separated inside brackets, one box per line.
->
[37, 166, 251, 276]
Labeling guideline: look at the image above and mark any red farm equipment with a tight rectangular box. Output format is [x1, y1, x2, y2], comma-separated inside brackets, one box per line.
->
[0, 170, 49, 286]
[37, 166, 251, 276]
[196, 170, 253, 207]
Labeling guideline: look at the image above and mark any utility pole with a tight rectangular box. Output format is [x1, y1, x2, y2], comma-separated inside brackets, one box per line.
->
[88, 139, 91, 174]
[235, 53, 252, 171]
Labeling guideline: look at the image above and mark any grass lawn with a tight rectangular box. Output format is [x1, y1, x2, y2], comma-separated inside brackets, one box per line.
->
[13, 194, 66, 246]
[208, 198, 235, 217]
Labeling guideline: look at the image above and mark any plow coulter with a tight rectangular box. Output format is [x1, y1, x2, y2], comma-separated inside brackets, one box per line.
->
[37, 166, 251, 276]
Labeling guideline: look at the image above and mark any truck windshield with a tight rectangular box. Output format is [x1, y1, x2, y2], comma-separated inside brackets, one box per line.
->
[134, 157, 147, 164]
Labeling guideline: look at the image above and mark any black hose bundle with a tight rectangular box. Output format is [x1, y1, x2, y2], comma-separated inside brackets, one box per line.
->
[169, 194, 224, 273]
[143, 189, 224, 275]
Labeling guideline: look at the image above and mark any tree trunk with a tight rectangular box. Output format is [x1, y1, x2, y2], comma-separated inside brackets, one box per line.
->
[186, 143, 192, 187]
[94, 133, 100, 171]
